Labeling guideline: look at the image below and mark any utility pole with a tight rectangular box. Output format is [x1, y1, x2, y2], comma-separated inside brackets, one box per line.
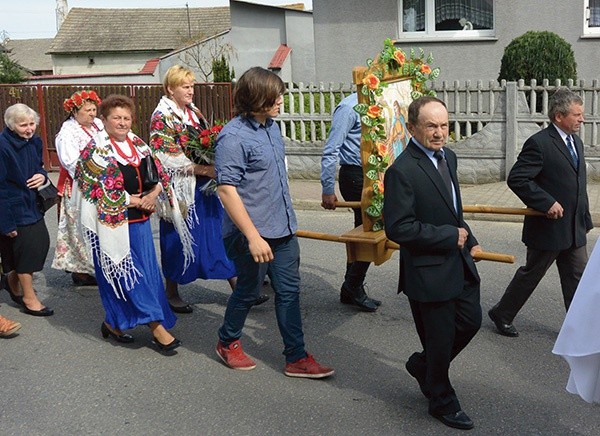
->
[186, 3, 192, 39]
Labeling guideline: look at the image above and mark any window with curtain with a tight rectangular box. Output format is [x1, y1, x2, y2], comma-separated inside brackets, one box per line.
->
[587, 0, 600, 31]
[400, 0, 494, 37]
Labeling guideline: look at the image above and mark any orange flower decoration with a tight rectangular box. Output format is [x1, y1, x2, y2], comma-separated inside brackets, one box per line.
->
[373, 180, 385, 194]
[393, 50, 406, 66]
[367, 105, 382, 118]
[362, 73, 380, 90]
[420, 64, 432, 74]
[375, 140, 388, 157]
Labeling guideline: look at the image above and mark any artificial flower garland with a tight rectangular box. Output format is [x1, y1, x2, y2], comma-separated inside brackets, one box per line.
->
[354, 38, 439, 231]
[63, 90, 102, 113]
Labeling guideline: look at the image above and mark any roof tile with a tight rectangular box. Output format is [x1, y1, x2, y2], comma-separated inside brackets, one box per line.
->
[4, 39, 54, 72]
[49, 7, 230, 54]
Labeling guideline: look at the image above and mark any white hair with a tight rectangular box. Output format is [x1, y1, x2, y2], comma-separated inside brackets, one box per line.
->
[4, 103, 40, 130]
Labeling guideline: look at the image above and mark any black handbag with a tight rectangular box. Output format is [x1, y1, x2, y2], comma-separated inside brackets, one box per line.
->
[142, 154, 159, 192]
[36, 179, 59, 213]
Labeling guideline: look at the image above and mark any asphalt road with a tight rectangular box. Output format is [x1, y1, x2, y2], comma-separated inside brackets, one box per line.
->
[1, 209, 600, 435]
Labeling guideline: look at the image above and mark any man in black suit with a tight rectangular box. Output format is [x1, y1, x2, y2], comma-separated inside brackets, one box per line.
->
[384, 96, 482, 430]
[488, 88, 593, 338]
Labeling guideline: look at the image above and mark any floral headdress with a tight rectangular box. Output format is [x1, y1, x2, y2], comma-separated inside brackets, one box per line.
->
[63, 90, 102, 113]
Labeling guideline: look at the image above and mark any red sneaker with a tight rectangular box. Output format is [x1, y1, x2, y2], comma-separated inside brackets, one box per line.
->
[284, 353, 335, 379]
[216, 339, 256, 370]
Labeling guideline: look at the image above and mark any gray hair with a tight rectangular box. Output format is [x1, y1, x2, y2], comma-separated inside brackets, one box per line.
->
[548, 88, 583, 122]
[4, 103, 40, 130]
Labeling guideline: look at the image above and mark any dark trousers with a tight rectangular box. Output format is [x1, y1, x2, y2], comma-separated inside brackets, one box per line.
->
[339, 165, 370, 293]
[492, 245, 588, 323]
[218, 231, 306, 363]
[408, 278, 481, 415]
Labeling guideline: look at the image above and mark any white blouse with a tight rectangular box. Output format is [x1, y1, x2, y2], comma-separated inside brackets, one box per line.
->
[55, 117, 103, 177]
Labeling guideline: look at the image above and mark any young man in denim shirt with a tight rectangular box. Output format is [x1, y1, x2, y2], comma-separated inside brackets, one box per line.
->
[214, 67, 334, 379]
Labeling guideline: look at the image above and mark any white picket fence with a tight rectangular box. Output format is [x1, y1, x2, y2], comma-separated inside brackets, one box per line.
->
[277, 79, 600, 148]
[278, 82, 354, 142]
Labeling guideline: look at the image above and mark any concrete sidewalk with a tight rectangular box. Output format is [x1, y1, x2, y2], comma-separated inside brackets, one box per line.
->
[289, 179, 600, 226]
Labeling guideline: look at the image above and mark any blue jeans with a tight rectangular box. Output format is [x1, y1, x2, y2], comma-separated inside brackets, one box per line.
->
[218, 231, 306, 363]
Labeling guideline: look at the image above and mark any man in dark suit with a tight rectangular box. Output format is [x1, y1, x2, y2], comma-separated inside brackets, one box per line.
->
[384, 96, 482, 430]
[488, 88, 593, 338]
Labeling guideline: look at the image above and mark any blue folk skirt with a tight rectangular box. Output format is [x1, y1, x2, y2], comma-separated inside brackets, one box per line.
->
[160, 183, 236, 285]
[94, 219, 176, 331]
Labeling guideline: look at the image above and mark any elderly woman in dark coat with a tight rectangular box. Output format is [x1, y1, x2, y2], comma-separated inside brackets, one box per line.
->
[0, 103, 53, 316]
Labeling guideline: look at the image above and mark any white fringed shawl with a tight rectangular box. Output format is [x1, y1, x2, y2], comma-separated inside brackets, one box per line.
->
[73, 130, 193, 299]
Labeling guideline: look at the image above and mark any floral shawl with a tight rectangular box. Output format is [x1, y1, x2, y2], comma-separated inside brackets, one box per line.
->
[149, 96, 208, 224]
[73, 130, 192, 298]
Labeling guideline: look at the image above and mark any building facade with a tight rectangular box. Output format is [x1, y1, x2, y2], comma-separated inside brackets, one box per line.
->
[314, 0, 600, 84]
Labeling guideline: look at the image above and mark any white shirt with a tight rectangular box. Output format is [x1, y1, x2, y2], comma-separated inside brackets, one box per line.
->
[55, 117, 103, 177]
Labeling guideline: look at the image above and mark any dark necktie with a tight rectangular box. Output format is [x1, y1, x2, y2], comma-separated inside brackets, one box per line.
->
[566, 135, 579, 167]
[434, 150, 453, 197]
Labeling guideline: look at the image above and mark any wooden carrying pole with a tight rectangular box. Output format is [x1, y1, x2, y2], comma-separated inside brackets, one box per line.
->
[296, 229, 515, 264]
[335, 201, 545, 217]
[383, 240, 514, 263]
[462, 205, 545, 216]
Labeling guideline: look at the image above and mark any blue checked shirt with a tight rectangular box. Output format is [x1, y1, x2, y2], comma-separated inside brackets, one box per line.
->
[215, 115, 297, 239]
[320, 93, 363, 195]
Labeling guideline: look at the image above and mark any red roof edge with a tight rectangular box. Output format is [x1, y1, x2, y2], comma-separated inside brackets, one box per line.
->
[268, 44, 292, 70]
[139, 57, 160, 74]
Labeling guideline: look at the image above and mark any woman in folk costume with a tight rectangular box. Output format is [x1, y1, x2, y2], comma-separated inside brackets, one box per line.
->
[74, 94, 191, 353]
[52, 90, 103, 287]
[149, 65, 267, 314]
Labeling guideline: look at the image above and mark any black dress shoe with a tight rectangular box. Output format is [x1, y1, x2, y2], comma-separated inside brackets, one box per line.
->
[101, 322, 134, 343]
[340, 286, 378, 312]
[352, 284, 382, 306]
[488, 309, 518, 337]
[429, 410, 474, 430]
[1, 273, 24, 306]
[253, 294, 270, 306]
[22, 305, 54, 317]
[71, 272, 97, 286]
[370, 297, 382, 306]
[169, 303, 193, 314]
[405, 358, 430, 399]
[153, 337, 181, 354]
